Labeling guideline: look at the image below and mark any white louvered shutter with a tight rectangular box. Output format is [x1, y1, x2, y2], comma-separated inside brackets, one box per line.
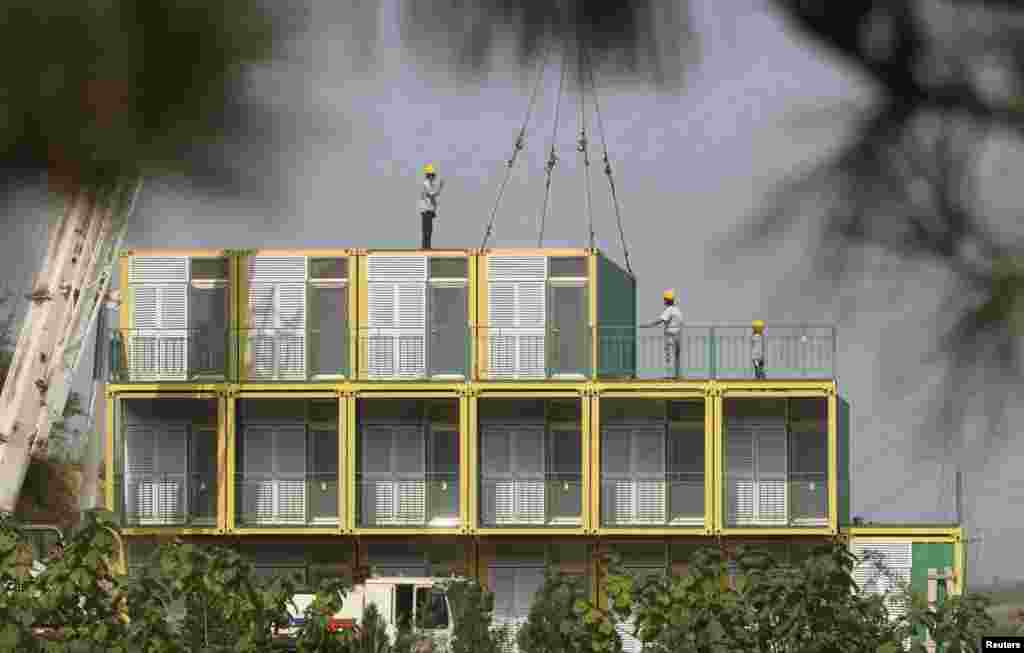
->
[394, 426, 426, 524]
[247, 257, 307, 380]
[489, 563, 544, 652]
[129, 257, 189, 381]
[152, 424, 188, 524]
[513, 427, 546, 524]
[125, 426, 156, 523]
[851, 540, 912, 623]
[634, 427, 666, 523]
[601, 427, 631, 525]
[490, 566, 517, 652]
[726, 420, 755, 525]
[488, 256, 547, 379]
[243, 426, 276, 524]
[362, 426, 395, 525]
[367, 256, 427, 379]
[275, 425, 307, 524]
[755, 419, 788, 524]
[668, 423, 705, 525]
[482, 426, 514, 525]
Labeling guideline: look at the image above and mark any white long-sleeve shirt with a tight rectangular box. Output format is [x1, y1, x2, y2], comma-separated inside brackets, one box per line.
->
[418, 177, 442, 213]
[652, 305, 683, 336]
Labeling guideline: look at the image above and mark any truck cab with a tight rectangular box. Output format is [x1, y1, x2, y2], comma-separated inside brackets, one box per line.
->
[281, 577, 454, 647]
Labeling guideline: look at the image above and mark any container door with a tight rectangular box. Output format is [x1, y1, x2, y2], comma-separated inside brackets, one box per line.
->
[512, 426, 545, 524]
[394, 426, 426, 524]
[547, 427, 582, 525]
[308, 427, 339, 525]
[548, 281, 588, 378]
[428, 281, 468, 378]
[726, 419, 755, 525]
[633, 426, 666, 524]
[851, 540, 912, 622]
[308, 281, 348, 378]
[188, 279, 228, 379]
[129, 256, 189, 381]
[487, 256, 546, 379]
[275, 425, 308, 524]
[246, 256, 307, 380]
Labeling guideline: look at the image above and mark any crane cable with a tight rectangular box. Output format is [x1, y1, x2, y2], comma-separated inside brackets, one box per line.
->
[576, 36, 595, 251]
[584, 42, 634, 276]
[537, 45, 568, 247]
[480, 45, 550, 249]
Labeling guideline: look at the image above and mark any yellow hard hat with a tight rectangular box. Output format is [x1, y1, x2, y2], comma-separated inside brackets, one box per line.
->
[663, 289, 675, 301]
[423, 163, 436, 175]
[752, 319, 765, 334]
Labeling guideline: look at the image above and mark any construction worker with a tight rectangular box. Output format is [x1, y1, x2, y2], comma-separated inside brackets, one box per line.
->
[751, 319, 766, 379]
[419, 164, 444, 249]
[644, 289, 683, 378]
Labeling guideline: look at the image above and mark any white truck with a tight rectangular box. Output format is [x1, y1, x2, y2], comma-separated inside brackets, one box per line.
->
[277, 577, 454, 649]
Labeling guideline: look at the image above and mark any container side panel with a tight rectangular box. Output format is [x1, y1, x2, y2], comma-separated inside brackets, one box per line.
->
[912, 542, 954, 597]
[597, 252, 638, 378]
[838, 397, 851, 527]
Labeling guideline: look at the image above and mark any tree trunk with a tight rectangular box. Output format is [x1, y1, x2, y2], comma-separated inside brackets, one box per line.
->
[0, 180, 139, 514]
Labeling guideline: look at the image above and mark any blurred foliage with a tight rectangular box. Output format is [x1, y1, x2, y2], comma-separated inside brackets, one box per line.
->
[441, 578, 508, 653]
[0, 0, 283, 195]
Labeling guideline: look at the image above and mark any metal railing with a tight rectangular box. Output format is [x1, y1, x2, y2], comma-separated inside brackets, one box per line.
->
[356, 473, 460, 528]
[600, 474, 705, 527]
[597, 323, 836, 380]
[476, 326, 592, 380]
[104, 328, 231, 382]
[479, 473, 583, 527]
[723, 473, 829, 527]
[235, 327, 350, 382]
[357, 326, 470, 380]
[116, 472, 217, 527]
[234, 472, 339, 527]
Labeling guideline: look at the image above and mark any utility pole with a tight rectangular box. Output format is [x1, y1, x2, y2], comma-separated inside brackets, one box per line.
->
[0, 180, 139, 515]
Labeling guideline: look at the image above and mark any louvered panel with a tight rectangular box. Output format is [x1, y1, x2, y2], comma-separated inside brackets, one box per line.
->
[133, 286, 159, 329]
[374, 482, 397, 523]
[249, 335, 276, 379]
[636, 481, 666, 523]
[144, 481, 184, 525]
[125, 426, 155, 521]
[157, 285, 188, 380]
[614, 481, 636, 524]
[248, 256, 306, 280]
[516, 481, 546, 524]
[726, 420, 755, 524]
[277, 332, 306, 380]
[396, 480, 426, 523]
[757, 480, 787, 523]
[277, 283, 306, 329]
[516, 282, 546, 328]
[516, 331, 546, 378]
[367, 255, 427, 281]
[396, 282, 426, 328]
[248, 282, 275, 329]
[488, 282, 517, 328]
[488, 256, 547, 281]
[730, 479, 755, 524]
[368, 283, 396, 328]
[242, 426, 276, 524]
[277, 480, 307, 524]
[851, 541, 912, 623]
[489, 566, 517, 652]
[488, 335, 515, 378]
[493, 481, 516, 524]
[397, 331, 426, 378]
[367, 336, 395, 378]
[129, 257, 188, 284]
[159, 285, 188, 330]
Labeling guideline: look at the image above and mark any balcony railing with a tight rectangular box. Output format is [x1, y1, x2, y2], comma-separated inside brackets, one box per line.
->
[597, 323, 836, 380]
[479, 473, 583, 527]
[105, 328, 230, 382]
[236, 328, 349, 382]
[357, 326, 469, 380]
[357, 473, 460, 528]
[116, 472, 217, 527]
[724, 472, 829, 527]
[476, 326, 592, 380]
[600, 474, 704, 527]
[235, 472, 339, 527]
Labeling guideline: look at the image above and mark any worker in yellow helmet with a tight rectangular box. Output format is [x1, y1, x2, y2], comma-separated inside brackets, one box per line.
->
[419, 163, 445, 249]
[643, 289, 683, 378]
[751, 319, 766, 379]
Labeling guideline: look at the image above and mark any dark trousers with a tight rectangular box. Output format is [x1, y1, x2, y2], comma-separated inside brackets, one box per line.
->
[421, 210, 436, 249]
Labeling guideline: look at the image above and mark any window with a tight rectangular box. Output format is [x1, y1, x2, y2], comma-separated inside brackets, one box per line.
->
[417, 587, 449, 629]
[246, 256, 307, 380]
[236, 399, 339, 526]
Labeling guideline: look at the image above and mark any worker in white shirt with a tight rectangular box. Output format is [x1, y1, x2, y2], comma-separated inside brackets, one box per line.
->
[751, 319, 766, 379]
[644, 289, 683, 378]
[419, 163, 445, 249]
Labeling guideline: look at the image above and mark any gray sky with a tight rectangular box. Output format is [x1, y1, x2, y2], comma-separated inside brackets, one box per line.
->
[1, 0, 1019, 583]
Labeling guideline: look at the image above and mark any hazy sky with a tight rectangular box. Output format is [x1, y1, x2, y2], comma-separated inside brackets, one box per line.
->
[1, 0, 1019, 582]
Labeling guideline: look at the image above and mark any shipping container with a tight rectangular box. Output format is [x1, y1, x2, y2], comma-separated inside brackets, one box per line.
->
[475, 248, 636, 381]
[355, 250, 474, 382]
[117, 250, 235, 383]
[236, 249, 354, 382]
